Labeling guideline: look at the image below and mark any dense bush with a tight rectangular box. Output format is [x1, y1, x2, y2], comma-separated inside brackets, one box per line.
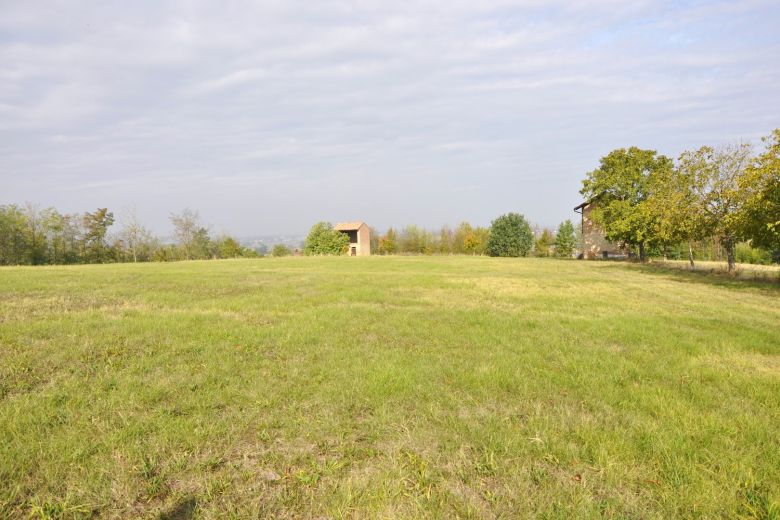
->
[486, 213, 534, 257]
[271, 244, 292, 257]
[304, 222, 349, 255]
[735, 243, 772, 265]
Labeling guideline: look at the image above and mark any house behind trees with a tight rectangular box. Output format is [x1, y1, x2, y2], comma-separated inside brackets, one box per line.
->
[574, 198, 627, 259]
[334, 221, 371, 256]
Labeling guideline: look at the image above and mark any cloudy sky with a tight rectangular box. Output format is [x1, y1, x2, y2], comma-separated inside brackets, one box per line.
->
[2, 0, 779, 236]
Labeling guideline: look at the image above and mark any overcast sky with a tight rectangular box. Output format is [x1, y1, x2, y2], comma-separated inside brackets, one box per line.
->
[2, 0, 779, 236]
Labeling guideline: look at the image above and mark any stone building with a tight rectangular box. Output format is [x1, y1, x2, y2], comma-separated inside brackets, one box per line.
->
[573, 198, 627, 259]
[334, 222, 371, 256]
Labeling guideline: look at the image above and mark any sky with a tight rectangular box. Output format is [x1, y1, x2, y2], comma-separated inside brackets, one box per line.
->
[1, 0, 779, 236]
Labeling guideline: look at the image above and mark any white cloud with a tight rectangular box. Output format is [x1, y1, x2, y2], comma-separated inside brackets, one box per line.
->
[0, 0, 778, 234]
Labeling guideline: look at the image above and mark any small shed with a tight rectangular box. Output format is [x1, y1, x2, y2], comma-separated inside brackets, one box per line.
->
[334, 221, 371, 256]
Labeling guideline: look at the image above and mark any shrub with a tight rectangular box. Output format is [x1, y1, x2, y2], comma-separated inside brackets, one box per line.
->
[304, 222, 349, 256]
[271, 244, 292, 257]
[486, 213, 533, 257]
[735, 242, 771, 265]
[554, 220, 576, 258]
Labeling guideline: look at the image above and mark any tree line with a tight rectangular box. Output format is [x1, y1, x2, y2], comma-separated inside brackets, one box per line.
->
[300, 218, 579, 258]
[0, 205, 258, 265]
[581, 129, 780, 271]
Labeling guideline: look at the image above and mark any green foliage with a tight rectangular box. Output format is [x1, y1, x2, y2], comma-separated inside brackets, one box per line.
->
[400, 225, 434, 254]
[464, 226, 490, 255]
[191, 227, 213, 259]
[437, 226, 455, 254]
[740, 129, 780, 252]
[304, 222, 349, 255]
[734, 242, 772, 265]
[581, 147, 673, 260]
[646, 162, 702, 254]
[554, 220, 576, 258]
[378, 228, 398, 254]
[217, 236, 243, 258]
[374, 223, 489, 256]
[486, 212, 533, 257]
[81, 208, 115, 263]
[675, 144, 753, 270]
[271, 244, 292, 257]
[0, 204, 28, 265]
[534, 229, 554, 257]
[0, 203, 262, 265]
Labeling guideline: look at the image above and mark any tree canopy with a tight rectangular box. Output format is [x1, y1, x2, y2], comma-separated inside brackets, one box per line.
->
[581, 147, 673, 260]
[486, 213, 533, 257]
[740, 130, 780, 256]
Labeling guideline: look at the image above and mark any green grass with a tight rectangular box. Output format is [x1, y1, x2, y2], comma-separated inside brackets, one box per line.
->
[1, 257, 778, 519]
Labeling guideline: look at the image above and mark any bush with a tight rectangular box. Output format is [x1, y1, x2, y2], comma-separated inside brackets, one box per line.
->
[554, 220, 576, 258]
[486, 213, 533, 257]
[271, 244, 292, 257]
[304, 222, 349, 256]
[735, 242, 772, 265]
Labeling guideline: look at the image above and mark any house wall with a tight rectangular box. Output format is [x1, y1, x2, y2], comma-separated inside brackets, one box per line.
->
[357, 225, 371, 256]
[339, 224, 372, 256]
[581, 203, 625, 259]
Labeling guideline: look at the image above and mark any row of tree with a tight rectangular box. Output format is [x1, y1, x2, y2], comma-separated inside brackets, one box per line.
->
[301, 218, 579, 258]
[581, 129, 780, 270]
[0, 205, 257, 265]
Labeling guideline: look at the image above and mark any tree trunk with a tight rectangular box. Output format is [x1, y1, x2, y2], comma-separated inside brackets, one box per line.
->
[724, 238, 736, 272]
[688, 242, 695, 269]
[638, 242, 646, 262]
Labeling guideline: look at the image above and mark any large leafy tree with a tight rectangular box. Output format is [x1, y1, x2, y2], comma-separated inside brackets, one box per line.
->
[486, 212, 533, 257]
[677, 144, 753, 272]
[81, 208, 115, 263]
[23, 202, 47, 265]
[581, 147, 673, 261]
[304, 222, 349, 255]
[554, 220, 576, 258]
[0, 204, 28, 265]
[191, 227, 213, 259]
[740, 129, 780, 259]
[646, 162, 703, 267]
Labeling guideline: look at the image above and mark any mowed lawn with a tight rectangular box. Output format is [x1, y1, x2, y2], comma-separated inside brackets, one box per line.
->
[1, 258, 778, 519]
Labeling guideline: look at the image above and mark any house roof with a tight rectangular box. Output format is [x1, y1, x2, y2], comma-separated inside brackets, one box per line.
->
[334, 221, 366, 231]
[573, 192, 606, 211]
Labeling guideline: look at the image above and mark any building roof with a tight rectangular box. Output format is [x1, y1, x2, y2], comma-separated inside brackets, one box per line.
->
[334, 221, 367, 231]
[573, 192, 606, 211]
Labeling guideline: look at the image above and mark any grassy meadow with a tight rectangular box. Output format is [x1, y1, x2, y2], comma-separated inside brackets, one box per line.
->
[1, 257, 778, 519]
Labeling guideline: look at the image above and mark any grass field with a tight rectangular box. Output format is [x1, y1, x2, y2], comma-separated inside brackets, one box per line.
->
[1, 257, 778, 519]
